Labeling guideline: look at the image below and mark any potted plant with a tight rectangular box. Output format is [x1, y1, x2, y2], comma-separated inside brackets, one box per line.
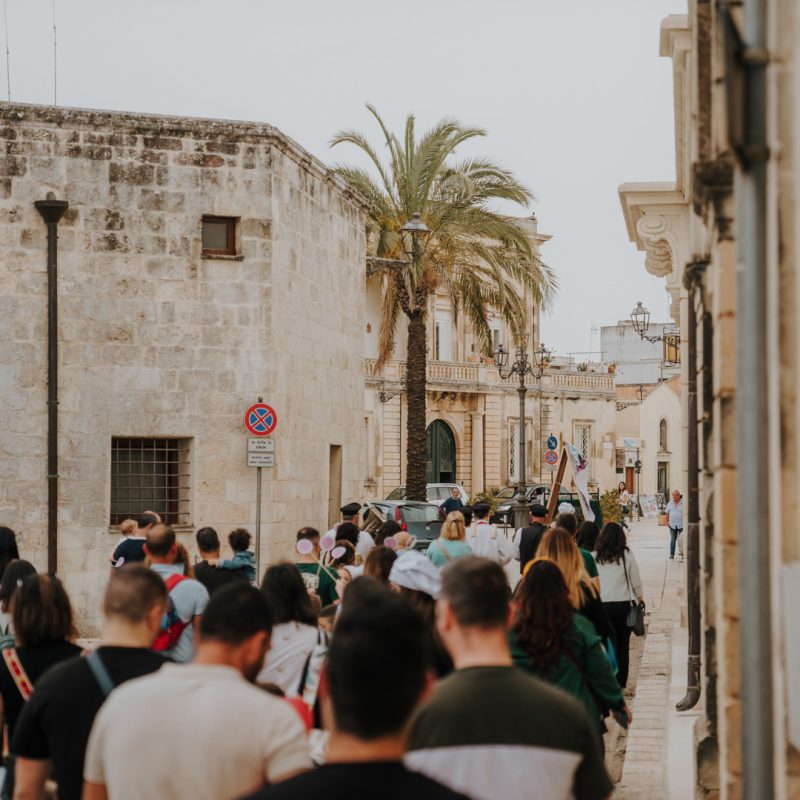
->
[608, 361, 617, 374]
[577, 362, 588, 372]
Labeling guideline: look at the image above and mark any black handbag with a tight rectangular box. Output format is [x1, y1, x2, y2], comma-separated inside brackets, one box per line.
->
[622, 553, 646, 636]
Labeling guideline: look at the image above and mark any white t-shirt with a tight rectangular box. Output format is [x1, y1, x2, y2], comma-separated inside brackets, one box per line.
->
[465, 521, 513, 565]
[84, 663, 310, 800]
[325, 525, 375, 558]
[258, 622, 321, 694]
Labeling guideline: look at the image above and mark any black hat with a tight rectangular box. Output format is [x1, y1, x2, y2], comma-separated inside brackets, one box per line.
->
[531, 504, 548, 517]
[472, 502, 491, 517]
[340, 502, 362, 517]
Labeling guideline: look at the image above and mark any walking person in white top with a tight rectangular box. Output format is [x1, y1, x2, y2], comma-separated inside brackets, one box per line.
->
[465, 503, 513, 566]
[617, 482, 630, 530]
[665, 490, 684, 559]
[592, 522, 643, 689]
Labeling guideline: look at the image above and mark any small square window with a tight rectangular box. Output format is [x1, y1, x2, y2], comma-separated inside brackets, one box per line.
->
[202, 216, 237, 257]
[110, 437, 191, 526]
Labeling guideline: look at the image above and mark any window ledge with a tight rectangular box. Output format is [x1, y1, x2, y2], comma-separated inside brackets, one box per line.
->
[107, 524, 194, 535]
[201, 253, 244, 261]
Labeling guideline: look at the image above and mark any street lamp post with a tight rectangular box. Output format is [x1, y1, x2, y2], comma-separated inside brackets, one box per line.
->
[635, 449, 642, 521]
[494, 339, 551, 530]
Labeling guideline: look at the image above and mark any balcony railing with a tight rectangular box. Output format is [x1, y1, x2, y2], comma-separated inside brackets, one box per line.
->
[365, 359, 615, 395]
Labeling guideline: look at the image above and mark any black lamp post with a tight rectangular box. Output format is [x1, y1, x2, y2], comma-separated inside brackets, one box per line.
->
[401, 212, 430, 263]
[630, 300, 681, 351]
[494, 339, 551, 530]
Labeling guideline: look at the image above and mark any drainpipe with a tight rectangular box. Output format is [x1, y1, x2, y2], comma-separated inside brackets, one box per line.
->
[677, 264, 705, 711]
[734, 0, 773, 796]
[34, 192, 68, 575]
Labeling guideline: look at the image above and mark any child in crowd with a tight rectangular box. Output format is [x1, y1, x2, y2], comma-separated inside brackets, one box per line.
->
[214, 528, 256, 583]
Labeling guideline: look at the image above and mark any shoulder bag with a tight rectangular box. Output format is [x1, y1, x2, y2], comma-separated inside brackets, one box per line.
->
[622, 553, 646, 636]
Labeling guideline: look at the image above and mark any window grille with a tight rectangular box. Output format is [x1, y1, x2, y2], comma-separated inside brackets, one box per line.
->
[110, 438, 191, 526]
[509, 422, 518, 483]
[575, 423, 593, 477]
[659, 418, 668, 451]
[201, 216, 237, 257]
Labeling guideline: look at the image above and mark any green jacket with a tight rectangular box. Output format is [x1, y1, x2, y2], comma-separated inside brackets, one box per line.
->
[511, 613, 624, 726]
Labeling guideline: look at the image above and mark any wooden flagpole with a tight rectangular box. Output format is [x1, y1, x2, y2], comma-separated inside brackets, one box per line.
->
[545, 449, 568, 523]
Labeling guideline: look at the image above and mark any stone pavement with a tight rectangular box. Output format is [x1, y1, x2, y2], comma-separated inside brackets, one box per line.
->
[615, 517, 701, 799]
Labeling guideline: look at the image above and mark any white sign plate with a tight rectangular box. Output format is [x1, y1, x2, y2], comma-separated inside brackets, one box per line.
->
[248, 438, 274, 453]
[248, 452, 275, 468]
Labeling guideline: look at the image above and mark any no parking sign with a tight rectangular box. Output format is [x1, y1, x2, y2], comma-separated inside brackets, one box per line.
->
[244, 403, 278, 437]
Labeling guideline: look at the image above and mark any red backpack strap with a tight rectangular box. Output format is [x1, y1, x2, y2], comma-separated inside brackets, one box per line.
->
[164, 573, 188, 592]
[3, 648, 34, 701]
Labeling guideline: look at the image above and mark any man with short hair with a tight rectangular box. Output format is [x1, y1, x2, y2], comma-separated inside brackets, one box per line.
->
[242, 585, 468, 800]
[512, 503, 548, 573]
[145, 523, 209, 662]
[295, 527, 338, 606]
[407, 557, 612, 800]
[194, 526, 248, 595]
[326, 502, 375, 558]
[13, 565, 169, 800]
[83, 583, 310, 800]
[110, 512, 158, 568]
[464, 503, 513, 565]
[440, 488, 463, 516]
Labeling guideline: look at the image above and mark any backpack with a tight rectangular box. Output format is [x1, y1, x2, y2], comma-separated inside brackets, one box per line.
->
[152, 574, 189, 652]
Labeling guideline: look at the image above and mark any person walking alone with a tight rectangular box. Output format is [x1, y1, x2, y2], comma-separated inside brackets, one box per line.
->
[666, 490, 684, 559]
[592, 523, 644, 689]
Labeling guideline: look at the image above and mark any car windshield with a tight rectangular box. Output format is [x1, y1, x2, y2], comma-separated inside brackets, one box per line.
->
[401, 505, 441, 523]
[496, 487, 517, 500]
[385, 488, 406, 501]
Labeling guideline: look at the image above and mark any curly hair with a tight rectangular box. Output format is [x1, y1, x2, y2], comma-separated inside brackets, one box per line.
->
[228, 528, 252, 553]
[374, 519, 402, 546]
[594, 522, 627, 565]
[513, 560, 574, 675]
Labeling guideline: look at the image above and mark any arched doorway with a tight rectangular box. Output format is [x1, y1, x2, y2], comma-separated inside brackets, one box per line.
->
[427, 420, 456, 483]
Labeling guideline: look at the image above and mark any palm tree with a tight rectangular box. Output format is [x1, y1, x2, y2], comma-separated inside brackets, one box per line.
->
[331, 106, 556, 502]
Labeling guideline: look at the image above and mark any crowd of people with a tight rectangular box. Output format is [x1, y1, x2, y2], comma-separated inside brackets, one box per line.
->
[0, 495, 651, 799]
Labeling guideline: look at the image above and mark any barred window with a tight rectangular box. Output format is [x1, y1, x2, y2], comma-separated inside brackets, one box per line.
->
[110, 438, 191, 526]
[508, 422, 518, 483]
[574, 423, 593, 476]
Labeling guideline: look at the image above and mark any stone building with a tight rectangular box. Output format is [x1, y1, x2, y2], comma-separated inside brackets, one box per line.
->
[363, 216, 618, 501]
[601, 320, 680, 386]
[0, 103, 367, 632]
[620, 7, 800, 798]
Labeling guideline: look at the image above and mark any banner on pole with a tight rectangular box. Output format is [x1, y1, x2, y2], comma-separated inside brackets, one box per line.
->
[565, 442, 595, 522]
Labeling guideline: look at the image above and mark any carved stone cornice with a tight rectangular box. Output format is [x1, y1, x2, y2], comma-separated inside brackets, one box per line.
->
[692, 155, 736, 240]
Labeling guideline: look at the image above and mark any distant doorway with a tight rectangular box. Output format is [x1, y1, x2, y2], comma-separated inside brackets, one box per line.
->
[328, 445, 342, 528]
[426, 421, 456, 483]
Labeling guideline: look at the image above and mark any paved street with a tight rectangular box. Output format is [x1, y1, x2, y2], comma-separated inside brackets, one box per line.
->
[614, 517, 700, 799]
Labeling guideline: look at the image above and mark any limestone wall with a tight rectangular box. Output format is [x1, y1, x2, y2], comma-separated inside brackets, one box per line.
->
[0, 103, 366, 633]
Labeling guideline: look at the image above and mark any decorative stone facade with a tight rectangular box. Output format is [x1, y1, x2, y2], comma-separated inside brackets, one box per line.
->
[0, 103, 367, 633]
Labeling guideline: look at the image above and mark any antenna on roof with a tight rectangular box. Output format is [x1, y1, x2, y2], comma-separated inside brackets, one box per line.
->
[52, 0, 57, 104]
[3, 0, 10, 101]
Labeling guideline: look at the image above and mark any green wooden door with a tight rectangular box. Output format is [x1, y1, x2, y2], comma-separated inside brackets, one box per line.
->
[426, 420, 456, 484]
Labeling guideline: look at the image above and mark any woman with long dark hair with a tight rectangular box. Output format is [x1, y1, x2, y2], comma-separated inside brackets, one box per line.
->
[0, 560, 37, 645]
[373, 519, 402, 547]
[512, 560, 628, 742]
[593, 522, 644, 688]
[0, 574, 80, 799]
[576, 520, 600, 553]
[258, 563, 325, 694]
[0, 529, 20, 586]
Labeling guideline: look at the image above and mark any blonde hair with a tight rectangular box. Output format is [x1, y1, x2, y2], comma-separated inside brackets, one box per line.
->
[535, 528, 596, 608]
[441, 511, 466, 542]
[119, 519, 137, 536]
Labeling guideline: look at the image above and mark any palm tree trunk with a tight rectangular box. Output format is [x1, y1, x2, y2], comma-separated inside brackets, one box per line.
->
[405, 309, 428, 502]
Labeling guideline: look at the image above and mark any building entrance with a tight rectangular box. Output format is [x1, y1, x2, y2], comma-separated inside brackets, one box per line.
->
[426, 420, 456, 483]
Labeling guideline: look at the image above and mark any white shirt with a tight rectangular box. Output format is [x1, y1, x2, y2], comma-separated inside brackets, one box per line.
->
[258, 622, 321, 694]
[594, 550, 643, 602]
[84, 663, 311, 800]
[466, 521, 513, 566]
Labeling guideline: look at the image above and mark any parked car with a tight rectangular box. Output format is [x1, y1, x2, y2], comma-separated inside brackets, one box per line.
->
[491, 484, 583, 525]
[385, 483, 469, 507]
[367, 500, 444, 550]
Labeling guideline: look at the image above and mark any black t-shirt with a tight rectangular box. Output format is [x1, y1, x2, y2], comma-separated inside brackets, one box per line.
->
[518, 522, 546, 573]
[242, 761, 471, 800]
[111, 537, 147, 567]
[194, 560, 248, 595]
[0, 640, 82, 740]
[13, 646, 167, 800]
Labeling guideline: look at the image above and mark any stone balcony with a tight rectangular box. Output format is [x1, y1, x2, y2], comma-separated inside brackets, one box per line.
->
[364, 359, 615, 398]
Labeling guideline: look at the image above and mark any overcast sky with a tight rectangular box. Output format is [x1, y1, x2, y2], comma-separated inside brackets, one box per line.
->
[4, 0, 684, 355]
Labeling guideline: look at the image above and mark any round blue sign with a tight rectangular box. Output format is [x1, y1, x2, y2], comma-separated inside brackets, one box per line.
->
[547, 434, 558, 451]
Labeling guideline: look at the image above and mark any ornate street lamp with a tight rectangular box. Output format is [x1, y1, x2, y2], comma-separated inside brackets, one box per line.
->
[401, 212, 430, 261]
[630, 300, 681, 350]
[494, 338, 552, 529]
[635, 384, 647, 404]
